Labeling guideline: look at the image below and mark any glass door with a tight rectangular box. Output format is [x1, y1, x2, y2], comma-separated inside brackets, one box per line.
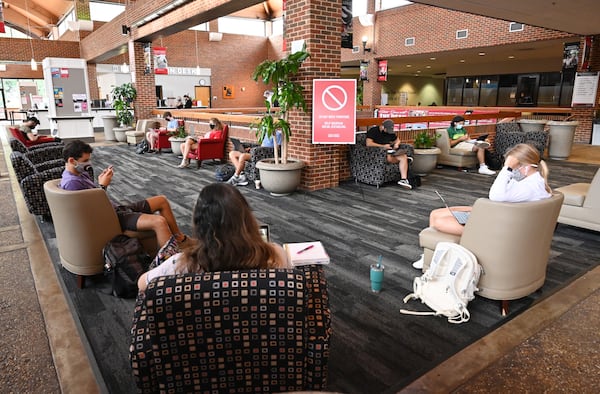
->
[516, 74, 539, 106]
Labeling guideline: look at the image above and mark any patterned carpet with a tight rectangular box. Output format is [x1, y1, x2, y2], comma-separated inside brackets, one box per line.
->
[36, 143, 600, 393]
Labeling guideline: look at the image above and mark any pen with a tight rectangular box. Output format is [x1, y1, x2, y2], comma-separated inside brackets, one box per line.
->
[296, 245, 314, 255]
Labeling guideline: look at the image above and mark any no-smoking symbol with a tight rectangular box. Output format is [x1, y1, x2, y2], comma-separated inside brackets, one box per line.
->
[321, 85, 348, 111]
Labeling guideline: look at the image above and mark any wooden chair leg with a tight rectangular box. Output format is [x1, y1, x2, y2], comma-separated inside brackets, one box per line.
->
[501, 300, 509, 316]
[77, 275, 85, 289]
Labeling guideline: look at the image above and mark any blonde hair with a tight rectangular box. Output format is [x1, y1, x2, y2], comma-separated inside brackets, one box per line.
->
[210, 117, 223, 131]
[505, 143, 551, 193]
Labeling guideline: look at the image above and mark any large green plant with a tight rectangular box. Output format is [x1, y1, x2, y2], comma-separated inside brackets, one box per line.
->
[414, 130, 440, 149]
[251, 47, 310, 165]
[111, 83, 137, 126]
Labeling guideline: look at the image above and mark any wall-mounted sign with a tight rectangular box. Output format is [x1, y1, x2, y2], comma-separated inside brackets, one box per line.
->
[153, 47, 168, 75]
[377, 60, 388, 82]
[312, 79, 356, 144]
[571, 71, 599, 106]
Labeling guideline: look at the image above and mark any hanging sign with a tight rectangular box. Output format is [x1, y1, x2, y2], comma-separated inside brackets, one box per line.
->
[153, 47, 168, 75]
[312, 79, 356, 144]
[377, 60, 388, 82]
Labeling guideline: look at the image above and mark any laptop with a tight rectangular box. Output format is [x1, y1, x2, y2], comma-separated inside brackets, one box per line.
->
[231, 137, 259, 152]
[434, 190, 470, 225]
[259, 224, 270, 242]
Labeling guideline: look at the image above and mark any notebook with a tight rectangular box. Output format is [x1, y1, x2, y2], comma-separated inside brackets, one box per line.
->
[435, 190, 470, 225]
[283, 241, 330, 266]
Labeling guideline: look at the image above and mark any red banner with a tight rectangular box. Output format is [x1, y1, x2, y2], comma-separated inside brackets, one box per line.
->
[377, 60, 388, 82]
[0, 2, 5, 33]
[312, 79, 356, 144]
[153, 47, 168, 75]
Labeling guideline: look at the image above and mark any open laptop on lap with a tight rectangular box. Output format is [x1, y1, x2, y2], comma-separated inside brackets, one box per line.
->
[435, 190, 470, 225]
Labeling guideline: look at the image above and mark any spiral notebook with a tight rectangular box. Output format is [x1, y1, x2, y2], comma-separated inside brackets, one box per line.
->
[283, 241, 330, 266]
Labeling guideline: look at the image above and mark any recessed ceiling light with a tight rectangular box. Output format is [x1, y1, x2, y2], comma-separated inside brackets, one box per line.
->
[430, 57, 436, 60]
[460, 59, 465, 63]
[417, 70, 421, 73]
[478, 52, 486, 56]
[406, 64, 412, 67]
[426, 65, 431, 69]
[508, 55, 515, 59]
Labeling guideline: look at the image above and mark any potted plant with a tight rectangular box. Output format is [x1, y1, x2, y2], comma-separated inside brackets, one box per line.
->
[111, 83, 137, 142]
[168, 120, 187, 156]
[412, 130, 441, 176]
[250, 47, 310, 195]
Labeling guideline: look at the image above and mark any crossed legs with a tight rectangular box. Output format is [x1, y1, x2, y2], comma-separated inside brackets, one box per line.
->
[386, 154, 409, 179]
[178, 138, 198, 167]
[135, 195, 185, 246]
[229, 150, 251, 176]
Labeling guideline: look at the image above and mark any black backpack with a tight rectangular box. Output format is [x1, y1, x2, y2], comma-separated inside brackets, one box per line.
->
[135, 139, 149, 154]
[215, 163, 236, 182]
[102, 234, 151, 298]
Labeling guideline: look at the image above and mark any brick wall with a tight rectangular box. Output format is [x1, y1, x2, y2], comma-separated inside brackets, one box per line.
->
[0, 38, 80, 78]
[286, 0, 346, 191]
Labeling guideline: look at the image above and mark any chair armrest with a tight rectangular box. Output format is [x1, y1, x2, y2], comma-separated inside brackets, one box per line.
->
[198, 138, 224, 146]
[34, 158, 65, 173]
[296, 265, 331, 389]
[24, 146, 64, 164]
[20, 167, 64, 216]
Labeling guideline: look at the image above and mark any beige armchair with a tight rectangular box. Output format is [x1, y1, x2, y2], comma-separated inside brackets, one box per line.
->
[555, 168, 600, 231]
[44, 179, 158, 288]
[418, 193, 564, 314]
[435, 128, 479, 170]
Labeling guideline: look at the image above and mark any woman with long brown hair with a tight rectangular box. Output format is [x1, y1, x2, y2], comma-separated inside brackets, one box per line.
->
[178, 117, 224, 168]
[138, 183, 289, 291]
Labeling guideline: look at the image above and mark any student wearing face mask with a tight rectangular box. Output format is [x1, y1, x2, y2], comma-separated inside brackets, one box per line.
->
[178, 118, 225, 168]
[411, 143, 551, 269]
[60, 140, 189, 248]
[447, 115, 495, 175]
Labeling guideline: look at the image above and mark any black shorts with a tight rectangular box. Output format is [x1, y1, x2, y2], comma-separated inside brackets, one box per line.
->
[115, 200, 152, 231]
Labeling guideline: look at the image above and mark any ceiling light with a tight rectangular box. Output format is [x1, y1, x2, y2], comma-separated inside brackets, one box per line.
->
[417, 70, 421, 73]
[429, 57, 436, 60]
[478, 52, 486, 56]
[426, 65, 431, 69]
[406, 64, 412, 67]
[460, 59, 465, 63]
[508, 55, 515, 59]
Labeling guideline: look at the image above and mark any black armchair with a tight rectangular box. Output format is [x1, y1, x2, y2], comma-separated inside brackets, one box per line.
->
[9, 138, 64, 160]
[349, 133, 414, 187]
[245, 146, 275, 181]
[10, 150, 64, 183]
[130, 265, 331, 393]
[494, 122, 548, 160]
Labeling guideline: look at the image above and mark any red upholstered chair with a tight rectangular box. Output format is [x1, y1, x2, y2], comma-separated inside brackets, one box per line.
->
[156, 130, 172, 152]
[10, 127, 58, 147]
[187, 124, 229, 168]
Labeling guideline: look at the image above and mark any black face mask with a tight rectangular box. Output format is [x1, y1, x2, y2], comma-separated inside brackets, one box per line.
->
[209, 124, 215, 129]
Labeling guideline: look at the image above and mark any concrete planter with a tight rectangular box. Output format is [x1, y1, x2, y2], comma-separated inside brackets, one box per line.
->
[168, 137, 186, 156]
[547, 121, 578, 160]
[102, 116, 118, 141]
[113, 126, 133, 142]
[256, 158, 305, 196]
[518, 119, 547, 133]
[412, 147, 441, 176]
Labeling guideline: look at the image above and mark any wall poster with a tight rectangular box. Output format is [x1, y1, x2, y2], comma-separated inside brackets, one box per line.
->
[377, 60, 388, 82]
[153, 47, 168, 74]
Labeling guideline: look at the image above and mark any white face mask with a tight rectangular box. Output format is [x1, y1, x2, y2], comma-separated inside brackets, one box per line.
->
[74, 160, 92, 173]
[456, 124, 464, 130]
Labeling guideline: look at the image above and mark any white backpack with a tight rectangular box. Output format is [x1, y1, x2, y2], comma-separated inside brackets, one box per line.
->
[400, 242, 481, 324]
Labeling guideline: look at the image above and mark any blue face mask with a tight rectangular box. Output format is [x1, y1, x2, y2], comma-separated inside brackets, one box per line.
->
[456, 124, 464, 130]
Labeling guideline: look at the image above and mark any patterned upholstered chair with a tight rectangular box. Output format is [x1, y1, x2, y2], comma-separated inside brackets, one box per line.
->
[349, 133, 414, 187]
[494, 121, 548, 160]
[130, 265, 331, 393]
[10, 150, 64, 183]
[9, 137, 63, 158]
[18, 166, 64, 218]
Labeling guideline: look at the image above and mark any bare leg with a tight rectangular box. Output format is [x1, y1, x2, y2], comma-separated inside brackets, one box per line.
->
[429, 206, 472, 235]
[145, 195, 184, 243]
[229, 151, 250, 175]
[476, 147, 485, 165]
[135, 213, 172, 247]
[399, 155, 408, 179]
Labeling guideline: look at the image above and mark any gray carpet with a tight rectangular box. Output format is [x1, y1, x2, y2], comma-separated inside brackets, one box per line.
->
[36, 144, 600, 393]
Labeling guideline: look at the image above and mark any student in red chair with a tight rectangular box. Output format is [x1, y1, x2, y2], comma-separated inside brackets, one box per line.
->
[15, 117, 61, 146]
[178, 117, 225, 168]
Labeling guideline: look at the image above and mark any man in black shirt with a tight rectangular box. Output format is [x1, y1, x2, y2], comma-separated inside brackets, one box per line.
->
[183, 94, 193, 108]
[366, 119, 413, 189]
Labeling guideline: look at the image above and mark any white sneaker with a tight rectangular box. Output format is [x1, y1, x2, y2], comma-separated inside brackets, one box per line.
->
[478, 164, 495, 175]
[227, 174, 239, 185]
[236, 173, 249, 186]
[397, 179, 412, 189]
[412, 254, 424, 269]
[473, 141, 490, 150]
[177, 160, 190, 168]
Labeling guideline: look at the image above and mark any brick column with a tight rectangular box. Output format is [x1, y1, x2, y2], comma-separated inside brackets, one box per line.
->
[573, 35, 600, 143]
[129, 41, 156, 121]
[286, 0, 345, 190]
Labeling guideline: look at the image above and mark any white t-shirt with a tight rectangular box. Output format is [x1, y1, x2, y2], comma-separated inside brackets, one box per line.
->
[488, 166, 551, 202]
[145, 252, 188, 284]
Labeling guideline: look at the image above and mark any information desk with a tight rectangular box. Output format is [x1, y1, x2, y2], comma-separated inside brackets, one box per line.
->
[49, 116, 95, 139]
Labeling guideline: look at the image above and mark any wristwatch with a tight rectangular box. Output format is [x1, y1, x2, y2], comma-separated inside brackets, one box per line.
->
[506, 167, 513, 172]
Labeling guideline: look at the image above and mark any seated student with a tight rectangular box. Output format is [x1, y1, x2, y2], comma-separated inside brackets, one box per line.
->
[60, 140, 188, 248]
[227, 130, 282, 186]
[145, 121, 162, 153]
[138, 183, 291, 292]
[178, 117, 225, 168]
[446, 115, 495, 175]
[163, 111, 179, 131]
[18, 117, 61, 146]
[366, 119, 414, 189]
[413, 143, 551, 268]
